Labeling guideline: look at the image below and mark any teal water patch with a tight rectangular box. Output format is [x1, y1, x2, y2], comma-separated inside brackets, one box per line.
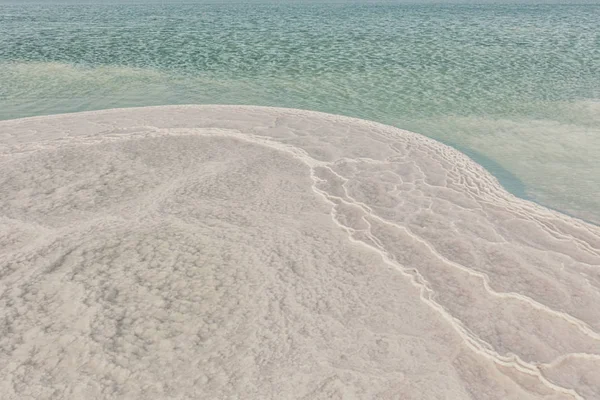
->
[0, 2, 599, 223]
[437, 140, 530, 201]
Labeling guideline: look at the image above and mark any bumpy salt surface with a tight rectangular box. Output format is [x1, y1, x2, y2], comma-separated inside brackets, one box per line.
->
[1, 106, 599, 400]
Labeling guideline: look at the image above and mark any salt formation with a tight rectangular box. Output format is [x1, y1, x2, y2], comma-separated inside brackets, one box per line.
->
[1, 106, 599, 399]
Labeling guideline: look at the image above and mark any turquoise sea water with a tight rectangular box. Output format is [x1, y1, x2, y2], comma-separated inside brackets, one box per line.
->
[1, 1, 599, 223]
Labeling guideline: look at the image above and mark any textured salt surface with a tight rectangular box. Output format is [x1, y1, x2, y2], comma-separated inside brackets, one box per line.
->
[0, 105, 599, 399]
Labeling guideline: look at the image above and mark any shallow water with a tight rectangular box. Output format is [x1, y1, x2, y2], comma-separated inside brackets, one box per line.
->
[0, 1, 599, 222]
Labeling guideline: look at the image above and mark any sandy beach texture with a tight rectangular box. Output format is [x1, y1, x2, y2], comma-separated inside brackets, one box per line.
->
[1, 105, 599, 399]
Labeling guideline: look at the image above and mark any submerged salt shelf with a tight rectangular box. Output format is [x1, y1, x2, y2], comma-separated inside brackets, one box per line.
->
[0, 106, 599, 399]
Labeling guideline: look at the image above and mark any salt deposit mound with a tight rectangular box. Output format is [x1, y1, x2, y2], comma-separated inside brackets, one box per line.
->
[1, 106, 599, 399]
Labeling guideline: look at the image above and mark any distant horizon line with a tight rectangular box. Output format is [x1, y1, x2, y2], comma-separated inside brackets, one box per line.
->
[2, 0, 600, 5]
